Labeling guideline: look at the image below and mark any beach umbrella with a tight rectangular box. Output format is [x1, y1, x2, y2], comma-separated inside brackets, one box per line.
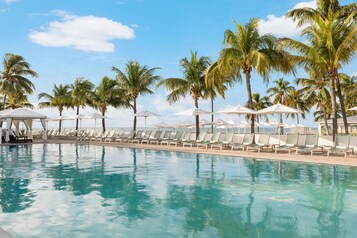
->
[218, 105, 256, 139]
[47, 115, 73, 132]
[257, 103, 302, 144]
[70, 114, 88, 130]
[134, 110, 161, 131]
[85, 113, 109, 129]
[173, 119, 193, 128]
[175, 108, 212, 138]
[154, 121, 172, 129]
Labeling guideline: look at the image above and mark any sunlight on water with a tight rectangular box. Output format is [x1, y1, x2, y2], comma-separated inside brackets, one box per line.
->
[0, 144, 357, 238]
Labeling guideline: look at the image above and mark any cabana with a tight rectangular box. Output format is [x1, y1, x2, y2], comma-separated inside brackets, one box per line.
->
[0, 108, 47, 144]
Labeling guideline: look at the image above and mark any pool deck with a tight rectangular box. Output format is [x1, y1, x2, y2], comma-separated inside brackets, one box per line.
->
[25, 140, 357, 167]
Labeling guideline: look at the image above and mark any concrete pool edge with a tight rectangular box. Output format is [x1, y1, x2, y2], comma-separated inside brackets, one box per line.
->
[10, 140, 354, 168]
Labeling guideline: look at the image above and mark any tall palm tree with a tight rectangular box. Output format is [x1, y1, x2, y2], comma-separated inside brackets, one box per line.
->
[286, 88, 310, 124]
[0, 53, 38, 109]
[5, 91, 34, 109]
[266, 78, 294, 104]
[112, 61, 160, 131]
[285, 7, 357, 139]
[210, 19, 295, 135]
[70, 77, 94, 131]
[92, 76, 129, 132]
[340, 74, 357, 116]
[266, 78, 295, 133]
[295, 68, 331, 134]
[38, 84, 71, 132]
[248, 93, 272, 133]
[156, 51, 210, 138]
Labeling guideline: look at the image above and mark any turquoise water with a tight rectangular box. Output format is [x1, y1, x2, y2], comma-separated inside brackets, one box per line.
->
[0, 144, 357, 238]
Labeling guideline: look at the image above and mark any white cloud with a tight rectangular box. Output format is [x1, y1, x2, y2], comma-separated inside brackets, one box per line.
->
[3, 0, 19, 4]
[258, 1, 316, 37]
[29, 13, 135, 52]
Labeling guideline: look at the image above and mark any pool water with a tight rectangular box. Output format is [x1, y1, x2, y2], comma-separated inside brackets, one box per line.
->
[0, 144, 357, 238]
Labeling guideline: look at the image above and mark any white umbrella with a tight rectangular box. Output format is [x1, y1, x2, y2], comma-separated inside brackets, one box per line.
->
[348, 106, 357, 111]
[134, 110, 160, 130]
[175, 108, 212, 138]
[175, 108, 212, 116]
[218, 105, 256, 139]
[173, 119, 193, 128]
[49, 115, 73, 121]
[85, 113, 108, 129]
[257, 103, 302, 144]
[154, 121, 172, 128]
[71, 114, 87, 130]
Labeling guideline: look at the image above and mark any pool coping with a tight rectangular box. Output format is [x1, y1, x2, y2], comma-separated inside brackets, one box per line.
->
[12, 140, 355, 168]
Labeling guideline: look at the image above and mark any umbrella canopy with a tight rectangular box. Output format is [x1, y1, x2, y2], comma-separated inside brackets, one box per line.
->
[48, 115, 73, 121]
[256, 103, 302, 115]
[199, 119, 213, 126]
[85, 113, 108, 119]
[173, 119, 193, 128]
[175, 108, 212, 116]
[217, 105, 256, 115]
[71, 114, 88, 120]
[134, 110, 160, 130]
[348, 106, 357, 111]
[154, 121, 172, 128]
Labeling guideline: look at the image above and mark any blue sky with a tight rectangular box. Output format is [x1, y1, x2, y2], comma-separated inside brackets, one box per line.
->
[0, 0, 356, 128]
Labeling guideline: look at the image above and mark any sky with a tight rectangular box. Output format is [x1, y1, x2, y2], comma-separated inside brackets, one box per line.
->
[0, 0, 356, 129]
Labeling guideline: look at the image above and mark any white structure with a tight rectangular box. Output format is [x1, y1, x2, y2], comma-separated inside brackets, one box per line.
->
[0, 108, 47, 144]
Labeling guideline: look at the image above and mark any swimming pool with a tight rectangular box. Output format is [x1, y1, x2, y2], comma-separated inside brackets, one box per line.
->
[0, 144, 356, 237]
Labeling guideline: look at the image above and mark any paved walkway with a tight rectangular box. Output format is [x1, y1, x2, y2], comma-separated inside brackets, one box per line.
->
[28, 140, 357, 167]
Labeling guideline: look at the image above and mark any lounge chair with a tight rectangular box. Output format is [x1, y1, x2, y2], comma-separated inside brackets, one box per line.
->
[210, 132, 234, 150]
[81, 130, 96, 142]
[245, 134, 272, 153]
[196, 132, 221, 149]
[115, 130, 135, 143]
[95, 130, 115, 142]
[124, 130, 142, 143]
[105, 129, 123, 142]
[132, 130, 152, 144]
[149, 131, 171, 144]
[231, 134, 252, 151]
[182, 131, 207, 147]
[327, 135, 354, 157]
[162, 131, 183, 145]
[169, 131, 192, 146]
[275, 134, 299, 154]
[90, 131, 104, 142]
[141, 131, 161, 144]
[296, 134, 323, 155]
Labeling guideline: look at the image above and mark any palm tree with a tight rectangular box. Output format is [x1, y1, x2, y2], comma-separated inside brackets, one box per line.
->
[156, 51, 210, 138]
[286, 88, 310, 124]
[210, 19, 295, 135]
[285, 7, 357, 140]
[266, 78, 294, 104]
[248, 93, 272, 133]
[266, 78, 295, 133]
[5, 91, 34, 109]
[92, 76, 129, 132]
[70, 77, 94, 131]
[38, 84, 71, 132]
[112, 61, 160, 131]
[0, 53, 38, 109]
[295, 68, 331, 134]
[340, 74, 357, 116]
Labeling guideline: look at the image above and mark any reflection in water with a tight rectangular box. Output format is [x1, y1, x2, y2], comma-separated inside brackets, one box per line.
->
[0, 144, 356, 237]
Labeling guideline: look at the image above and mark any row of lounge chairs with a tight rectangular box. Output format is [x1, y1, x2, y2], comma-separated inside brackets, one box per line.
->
[45, 129, 355, 157]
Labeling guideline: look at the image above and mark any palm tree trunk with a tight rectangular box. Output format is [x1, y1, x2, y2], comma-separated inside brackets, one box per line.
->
[244, 67, 255, 143]
[102, 110, 106, 132]
[328, 70, 338, 143]
[195, 99, 199, 139]
[59, 109, 62, 133]
[322, 104, 330, 135]
[133, 98, 137, 131]
[75, 106, 79, 131]
[296, 114, 299, 125]
[279, 98, 284, 135]
[210, 97, 214, 133]
[336, 74, 349, 134]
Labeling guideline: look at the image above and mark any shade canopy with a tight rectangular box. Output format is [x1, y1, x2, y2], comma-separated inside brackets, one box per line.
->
[0, 108, 47, 120]
[134, 110, 161, 117]
[218, 105, 256, 115]
[175, 108, 212, 116]
[256, 103, 302, 115]
[86, 113, 108, 119]
[154, 121, 172, 128]
[173, 119, 193, 128]
[48, 115, 73, 121]
[71, 114, 88, 119]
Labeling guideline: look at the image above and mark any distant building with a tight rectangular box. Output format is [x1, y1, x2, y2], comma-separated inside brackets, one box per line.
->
[318, 115, 357, 135]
